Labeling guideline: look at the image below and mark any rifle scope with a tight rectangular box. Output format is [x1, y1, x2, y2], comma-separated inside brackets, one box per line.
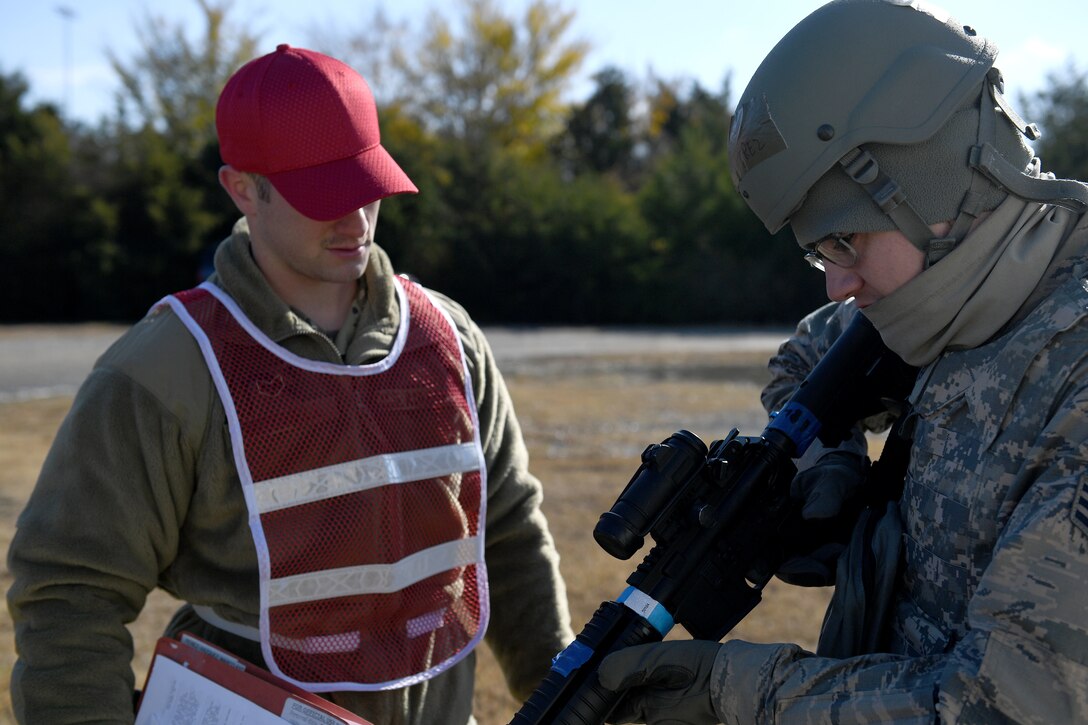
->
[592, 430, 708, 561]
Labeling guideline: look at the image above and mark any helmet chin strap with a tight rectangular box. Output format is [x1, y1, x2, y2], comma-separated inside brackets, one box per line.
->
[837, 147, 953, 268]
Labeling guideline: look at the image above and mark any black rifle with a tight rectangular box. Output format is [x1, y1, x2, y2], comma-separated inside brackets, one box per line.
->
[509, 312, 917, 725]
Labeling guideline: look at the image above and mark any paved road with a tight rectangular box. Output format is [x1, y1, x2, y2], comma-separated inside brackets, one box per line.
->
[0, 324, 789, 403]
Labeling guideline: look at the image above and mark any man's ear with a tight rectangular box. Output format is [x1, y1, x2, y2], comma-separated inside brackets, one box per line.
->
[219, 165, 260, 216]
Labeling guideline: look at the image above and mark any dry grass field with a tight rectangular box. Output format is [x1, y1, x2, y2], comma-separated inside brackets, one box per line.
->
[0, 345, 833, 724]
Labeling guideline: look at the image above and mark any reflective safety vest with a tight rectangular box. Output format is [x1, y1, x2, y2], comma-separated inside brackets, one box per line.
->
[159, 278, 489, 692]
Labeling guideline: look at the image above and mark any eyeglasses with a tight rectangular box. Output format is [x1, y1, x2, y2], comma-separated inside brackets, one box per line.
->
[803, 233, 858, 272]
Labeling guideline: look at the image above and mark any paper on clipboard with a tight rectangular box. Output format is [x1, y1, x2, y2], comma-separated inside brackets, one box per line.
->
[135, 633, 372, 724]
[135, 655, 279, 724]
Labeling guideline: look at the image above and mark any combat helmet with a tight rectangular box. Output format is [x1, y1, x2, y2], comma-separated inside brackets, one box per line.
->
[728, 0, 1088, 266]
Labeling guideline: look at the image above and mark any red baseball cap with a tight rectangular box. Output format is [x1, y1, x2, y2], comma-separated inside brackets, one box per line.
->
[216, 44, 418, 221]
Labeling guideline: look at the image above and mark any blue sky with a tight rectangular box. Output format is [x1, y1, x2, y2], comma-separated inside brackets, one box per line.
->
[2, 0, 1086, 125]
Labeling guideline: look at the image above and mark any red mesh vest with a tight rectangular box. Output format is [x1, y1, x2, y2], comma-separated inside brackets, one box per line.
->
[160, 278, 488, 691]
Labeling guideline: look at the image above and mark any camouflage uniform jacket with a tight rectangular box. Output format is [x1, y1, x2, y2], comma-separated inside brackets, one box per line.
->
[7, 225, 572, 724]
[716, 253, 1088, 723]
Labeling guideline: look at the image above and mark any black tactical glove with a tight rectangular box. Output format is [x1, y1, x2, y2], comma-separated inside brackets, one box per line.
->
[597, 640, 722, 725]
[776, 450, 868, 586]
[792, 449, 868, 519]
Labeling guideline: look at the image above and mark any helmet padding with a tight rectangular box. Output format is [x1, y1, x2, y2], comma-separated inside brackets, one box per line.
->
[790, 88, 1034, 248]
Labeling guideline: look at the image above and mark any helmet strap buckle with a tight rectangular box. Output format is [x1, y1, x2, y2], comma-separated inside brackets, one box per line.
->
[924, 237, 956, 268]
[838, 147, 936, 260]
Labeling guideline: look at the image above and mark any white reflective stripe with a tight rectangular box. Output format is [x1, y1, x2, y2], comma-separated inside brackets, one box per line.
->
[266, 607, 450, 653]
[406, 608, 448, 639]
[269, 537, 481, 607]
[270, 630, 362, 654]
[253, 443, 480, 514]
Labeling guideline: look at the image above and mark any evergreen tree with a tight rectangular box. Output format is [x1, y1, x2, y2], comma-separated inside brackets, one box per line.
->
[96, 0, 261, 317]
[1024, 63, 1088, 181]
[0, 71, 114, 320]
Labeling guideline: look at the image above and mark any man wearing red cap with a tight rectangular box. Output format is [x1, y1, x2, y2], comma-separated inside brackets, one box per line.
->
[7, 45, 572, 724]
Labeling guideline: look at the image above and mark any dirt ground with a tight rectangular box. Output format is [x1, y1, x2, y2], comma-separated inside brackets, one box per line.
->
[0, 346, 833, 724]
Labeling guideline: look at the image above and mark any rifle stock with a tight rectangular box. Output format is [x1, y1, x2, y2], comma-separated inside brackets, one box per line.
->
[509, 312, 917, 725]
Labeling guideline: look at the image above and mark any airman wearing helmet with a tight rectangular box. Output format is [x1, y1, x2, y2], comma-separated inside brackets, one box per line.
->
[595, 2, 1088, 722]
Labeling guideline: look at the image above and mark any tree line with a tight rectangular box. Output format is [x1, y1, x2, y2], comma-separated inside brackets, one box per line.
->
[3, 0, 1087, 325]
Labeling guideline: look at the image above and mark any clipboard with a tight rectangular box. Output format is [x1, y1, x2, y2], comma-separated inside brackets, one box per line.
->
[135, 632, 373, 724]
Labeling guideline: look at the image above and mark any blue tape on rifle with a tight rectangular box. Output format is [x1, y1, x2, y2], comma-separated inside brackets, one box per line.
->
[617, 586, 675, 636]
[766, 402, 821, 454]
[550, 640, 594, 676]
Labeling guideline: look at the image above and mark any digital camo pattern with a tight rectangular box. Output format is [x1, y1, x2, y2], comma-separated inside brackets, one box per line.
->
[901, 260, 1088, 723]
[715, 254, 1088, 724]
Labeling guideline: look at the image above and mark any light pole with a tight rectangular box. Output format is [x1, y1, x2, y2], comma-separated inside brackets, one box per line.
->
[56, 5, 76, 117]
